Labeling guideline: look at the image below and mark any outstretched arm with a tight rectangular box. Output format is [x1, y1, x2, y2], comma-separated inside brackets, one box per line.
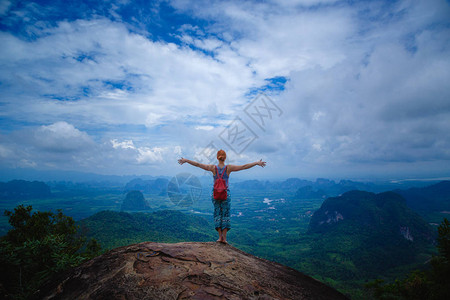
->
[178, 158, 214, 172]
[227, 159, 266, 173]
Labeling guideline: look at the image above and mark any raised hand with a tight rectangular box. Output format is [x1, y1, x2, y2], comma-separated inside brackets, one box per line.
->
[258, 159, 266, 167]
[178, 158, 187, 165]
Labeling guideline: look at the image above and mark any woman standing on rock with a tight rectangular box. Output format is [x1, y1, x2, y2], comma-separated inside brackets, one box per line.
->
[178, 150, 266, 244]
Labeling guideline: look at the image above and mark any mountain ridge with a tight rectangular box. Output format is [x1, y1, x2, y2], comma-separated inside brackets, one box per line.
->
[395, 180, 450, 214]
[304, 190, 436, 280]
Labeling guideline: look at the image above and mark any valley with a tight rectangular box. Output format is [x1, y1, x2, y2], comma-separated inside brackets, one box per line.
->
[1, 178, 449, 299]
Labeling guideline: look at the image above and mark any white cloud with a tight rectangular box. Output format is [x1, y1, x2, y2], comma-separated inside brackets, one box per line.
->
[33, 122, 95, 153]
[174, 145, 182, 156]
[137, 147, 164, 164]
[195, 125, 215, 131]
[0, 144, 13, 158]
[272, 0, 340, 7]
[171, 0, 354, 78]
[145, 113, 163, 128]
[0, 17, 257, 129]
[111, 139, 136, 149]
[0, 122, 102, 171]
[166, 0, 449, 178]
[110, 138, 178, 166]
[0, 0, 449, 179]
[274, 22, 450, 174]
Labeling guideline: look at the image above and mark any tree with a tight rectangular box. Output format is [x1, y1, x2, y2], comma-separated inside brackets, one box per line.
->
[0, 205, 102, 299]
[436, 218, 450, 261]
[366, 218, 450, 300]
[428, 218, 450, 300]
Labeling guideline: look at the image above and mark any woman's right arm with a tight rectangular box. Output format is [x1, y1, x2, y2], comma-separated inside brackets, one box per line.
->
[178, 158, 214, 172]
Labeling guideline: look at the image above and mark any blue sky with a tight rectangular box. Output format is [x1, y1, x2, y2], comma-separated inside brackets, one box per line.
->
[0, 0, 449, 181]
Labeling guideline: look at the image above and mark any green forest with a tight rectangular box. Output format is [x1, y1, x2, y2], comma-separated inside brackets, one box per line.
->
[1, 179, 449, 299]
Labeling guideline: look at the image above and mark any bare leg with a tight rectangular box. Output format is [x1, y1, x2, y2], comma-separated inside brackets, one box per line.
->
[222, 228, 228, 244]
[217, 228, 222, 242]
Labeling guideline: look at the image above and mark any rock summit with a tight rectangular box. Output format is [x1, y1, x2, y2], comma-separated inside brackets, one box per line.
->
[38, 241, 348, 300]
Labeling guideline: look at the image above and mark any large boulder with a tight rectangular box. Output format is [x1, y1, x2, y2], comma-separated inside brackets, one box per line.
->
[37, 241, 348, 299]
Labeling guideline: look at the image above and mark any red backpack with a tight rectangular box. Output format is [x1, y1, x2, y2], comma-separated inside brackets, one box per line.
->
[213, 165, 228, 201]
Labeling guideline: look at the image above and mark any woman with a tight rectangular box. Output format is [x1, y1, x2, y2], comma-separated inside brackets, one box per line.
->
[178, 150, 266, 244]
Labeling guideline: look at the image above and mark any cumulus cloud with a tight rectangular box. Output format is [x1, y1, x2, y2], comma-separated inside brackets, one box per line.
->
[0, 123, 183, 174]
[136, 147, 164, 164]
[0, 0, 449, 179]
[169, 0, 450, 178]
[269, 19, 450, 177]
[0, 122, 97, 170]
[110, 139, 167, 165]
[0, 16, 257, 128]
[111, 139, 136, 150]
[33, 122, 95, 153]
[171, 0, 354, 76]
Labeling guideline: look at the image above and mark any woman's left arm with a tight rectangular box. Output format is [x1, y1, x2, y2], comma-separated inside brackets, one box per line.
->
[227, 159, 266, 173]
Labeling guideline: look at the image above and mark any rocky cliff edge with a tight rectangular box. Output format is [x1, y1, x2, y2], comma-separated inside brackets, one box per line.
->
[37, 241, 348, 300]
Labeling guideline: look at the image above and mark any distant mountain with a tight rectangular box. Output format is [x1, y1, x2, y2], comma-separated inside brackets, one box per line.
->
[233, 179, 271, 190]
[0, 167, 172, 184]
[124, 178, 169, 195]
[121, 190, 150, 211]
[233, 178, 312, 191]
[395, 181, 450, 214]
[295, 185, 327, 199]
[276, 178, 312, 190]
[306, 190, 435, 279]
[310, 190, 434, 238]
[233, 177, 380, 197]
[295, 179, 377, 199]
[0, 180, 51, 200]
[78, 210, 214, 249]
